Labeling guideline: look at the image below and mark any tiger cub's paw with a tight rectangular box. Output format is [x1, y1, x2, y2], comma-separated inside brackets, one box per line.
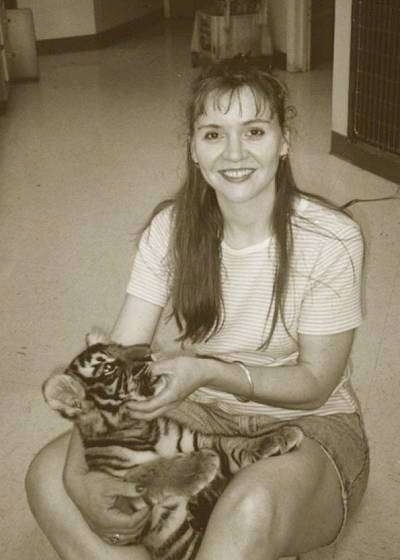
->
[124, 451, 220, 503]
[259, 426, 304, 458]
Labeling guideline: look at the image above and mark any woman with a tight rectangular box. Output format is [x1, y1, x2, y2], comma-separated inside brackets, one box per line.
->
[26, 58, 369, 560]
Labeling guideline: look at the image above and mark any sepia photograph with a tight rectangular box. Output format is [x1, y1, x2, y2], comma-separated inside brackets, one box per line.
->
[0, 1, 399, 559]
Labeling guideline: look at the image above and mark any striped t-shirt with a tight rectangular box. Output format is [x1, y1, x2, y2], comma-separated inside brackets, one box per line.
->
[127, 197, 364, 420]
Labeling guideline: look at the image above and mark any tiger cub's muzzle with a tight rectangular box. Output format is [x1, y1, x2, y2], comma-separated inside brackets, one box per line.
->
[126, 361, 156, 399]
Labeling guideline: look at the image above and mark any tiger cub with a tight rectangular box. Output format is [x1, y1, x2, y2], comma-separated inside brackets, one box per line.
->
[43, 332, 303, 560]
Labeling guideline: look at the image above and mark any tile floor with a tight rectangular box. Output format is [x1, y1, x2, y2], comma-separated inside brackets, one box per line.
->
[0, 18, 399, 560]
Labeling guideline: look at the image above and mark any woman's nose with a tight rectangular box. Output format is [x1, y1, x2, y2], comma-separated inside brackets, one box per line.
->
[223, 133, 246, 161]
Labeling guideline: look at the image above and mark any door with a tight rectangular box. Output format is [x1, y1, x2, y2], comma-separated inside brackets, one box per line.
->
[310, 0, 335, 68]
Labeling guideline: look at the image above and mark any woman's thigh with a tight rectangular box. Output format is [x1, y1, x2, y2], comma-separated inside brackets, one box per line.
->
[200, 436, 344, 558]
[25, 432, 150, 560]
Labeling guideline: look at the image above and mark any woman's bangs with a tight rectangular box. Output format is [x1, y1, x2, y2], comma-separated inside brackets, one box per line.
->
[248, 85, 276, 119]
[193, 82, 276, 122]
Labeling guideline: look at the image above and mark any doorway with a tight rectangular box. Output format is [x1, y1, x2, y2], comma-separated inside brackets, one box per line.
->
[310, 0, 335, 68]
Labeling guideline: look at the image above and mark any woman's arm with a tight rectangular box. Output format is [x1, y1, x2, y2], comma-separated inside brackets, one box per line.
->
[111, 294, 164, 345]
[63, 427, 152, 543]
[206, 329, 355, 410]
[125, 329, 355, 418]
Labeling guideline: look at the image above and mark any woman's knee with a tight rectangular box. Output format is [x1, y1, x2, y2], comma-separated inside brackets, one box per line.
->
[215, 473, 280, 547]
[223, 477, 275, 519]
[25, 431, 71, 515]
[212, 440, 343, 554]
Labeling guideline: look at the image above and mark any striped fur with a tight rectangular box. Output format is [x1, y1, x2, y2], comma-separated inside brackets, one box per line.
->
[43, 336, 303, 559]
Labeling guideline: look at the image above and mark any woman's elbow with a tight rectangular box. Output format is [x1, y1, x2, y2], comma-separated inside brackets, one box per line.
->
[296, 372, 336, 410]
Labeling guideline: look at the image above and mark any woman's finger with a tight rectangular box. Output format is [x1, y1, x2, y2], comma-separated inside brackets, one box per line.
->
[126, 387, 178, 413]
[151, 351, 178, 362]
[99, 508, 152, 545]
[107, 505, 152, 531]
[127, 402, 179, 419]
[102, 478, 147, 499]
[89, 500, 152, 535]
[126, 403, 178, 420]
[123, 397, 180, 420]
[151, 350, 196, 363]
[150, 359, 176, 376]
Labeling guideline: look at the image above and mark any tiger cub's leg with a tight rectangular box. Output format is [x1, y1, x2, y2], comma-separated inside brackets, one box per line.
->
[254, 425, 304, 458]
[210, 425, 304, 473]
[123, 450, 221, 501]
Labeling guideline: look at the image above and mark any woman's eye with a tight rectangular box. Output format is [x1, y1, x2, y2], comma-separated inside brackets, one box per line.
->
[204, 130, 221, 141]
[246, 128, 265, 138]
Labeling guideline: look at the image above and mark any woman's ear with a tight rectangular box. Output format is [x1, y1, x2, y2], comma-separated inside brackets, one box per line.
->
[86, 328, 110, 347]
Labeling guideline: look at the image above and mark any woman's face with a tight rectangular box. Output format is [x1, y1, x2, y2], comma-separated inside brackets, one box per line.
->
[191, 86, 288, 207]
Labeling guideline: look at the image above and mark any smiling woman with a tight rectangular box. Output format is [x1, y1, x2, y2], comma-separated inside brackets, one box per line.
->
[26, 57, 369, 560]
[191, 85, 288, 215]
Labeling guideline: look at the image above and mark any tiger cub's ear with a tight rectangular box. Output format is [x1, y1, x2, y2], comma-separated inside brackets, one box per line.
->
[86, 328, 110, 347]
[42, 374, 88, 418]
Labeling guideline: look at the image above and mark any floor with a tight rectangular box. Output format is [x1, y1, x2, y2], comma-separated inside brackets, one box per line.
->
[0, 18, 399, 560]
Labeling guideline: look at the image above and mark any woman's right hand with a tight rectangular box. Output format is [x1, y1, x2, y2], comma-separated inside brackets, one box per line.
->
[63, 428, 151, 546]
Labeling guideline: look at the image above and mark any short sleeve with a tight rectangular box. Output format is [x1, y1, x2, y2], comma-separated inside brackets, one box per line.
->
[298, 225, 364, 335]
[126, 207, 172, 307]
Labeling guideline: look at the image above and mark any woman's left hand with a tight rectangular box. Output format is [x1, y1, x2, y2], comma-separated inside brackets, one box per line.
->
[124, 355, 212, 419]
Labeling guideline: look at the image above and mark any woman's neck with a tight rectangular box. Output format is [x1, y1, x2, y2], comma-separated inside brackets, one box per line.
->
[217, 190, 275, 250]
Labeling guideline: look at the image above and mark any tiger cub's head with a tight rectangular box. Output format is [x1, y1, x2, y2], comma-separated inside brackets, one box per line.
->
[43, 331, 157, 420]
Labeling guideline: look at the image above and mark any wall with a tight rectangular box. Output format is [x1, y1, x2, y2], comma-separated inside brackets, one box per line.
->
[269, 0, 287, 53]
[93, 0, 162, 33]
[165, 0, 195, 19]
[17, 0, 96, 40]
[331, 0, 352, 135]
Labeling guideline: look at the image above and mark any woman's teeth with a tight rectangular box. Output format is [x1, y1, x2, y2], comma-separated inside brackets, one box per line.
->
[220, 168, 254, 179]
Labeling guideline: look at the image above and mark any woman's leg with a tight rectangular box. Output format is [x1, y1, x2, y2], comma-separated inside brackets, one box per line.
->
[25, 432, 151, 560]
[195, 437, 344, 560]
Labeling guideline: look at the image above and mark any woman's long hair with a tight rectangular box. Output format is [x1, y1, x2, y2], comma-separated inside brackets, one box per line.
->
[147, 58, 345, 346]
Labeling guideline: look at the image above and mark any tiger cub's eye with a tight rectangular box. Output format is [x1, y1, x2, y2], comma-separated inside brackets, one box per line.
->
[102, 362, 116, 375]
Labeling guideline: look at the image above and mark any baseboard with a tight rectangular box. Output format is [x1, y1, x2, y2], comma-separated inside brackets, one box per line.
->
[11, 76, 39, 83]
[331, 131, 400, 185]
[37, 9, 163, 55]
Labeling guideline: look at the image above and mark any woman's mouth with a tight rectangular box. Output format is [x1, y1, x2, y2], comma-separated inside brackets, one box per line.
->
[219, 168, 255, 182]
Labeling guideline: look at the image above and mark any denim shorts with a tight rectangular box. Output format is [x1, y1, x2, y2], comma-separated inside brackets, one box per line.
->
[166, 400, 370, 542]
